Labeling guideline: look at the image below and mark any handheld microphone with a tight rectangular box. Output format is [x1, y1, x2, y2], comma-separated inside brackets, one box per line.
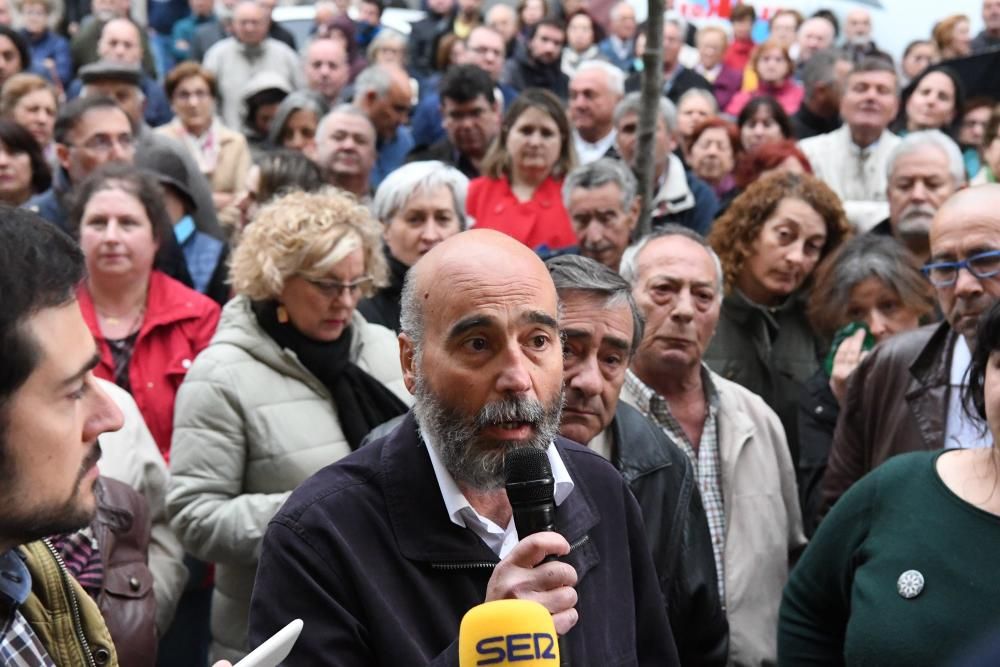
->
[504, 447, 571, 667]
[504, 447, 556, 537]
[459, 599, 560, 666]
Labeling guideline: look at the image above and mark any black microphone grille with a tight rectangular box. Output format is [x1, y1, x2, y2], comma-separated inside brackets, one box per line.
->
[504, 447, 552, 484]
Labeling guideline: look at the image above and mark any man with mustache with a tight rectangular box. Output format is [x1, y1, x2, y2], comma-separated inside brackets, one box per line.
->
[822, 185, 1000, 514]
[870, 130, 966, 264]
[563, 158, 639, 272]
[0, 209, 125, 664]
[246, 229, 681, 664]
[799, 57, 901, 231]
[548, 254, 728, 666]
[619, 225, 805, 666]
[316, 104, 377, 201]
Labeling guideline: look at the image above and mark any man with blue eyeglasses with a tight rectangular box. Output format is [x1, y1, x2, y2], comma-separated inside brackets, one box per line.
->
[821, 185, 1000, 520]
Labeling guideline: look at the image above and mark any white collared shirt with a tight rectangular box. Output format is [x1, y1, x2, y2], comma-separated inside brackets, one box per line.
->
[797, 125, 902, 231]
[573, 129, 617, 165]
[424, 434, 575, 558]
[945, 335, 992, 449]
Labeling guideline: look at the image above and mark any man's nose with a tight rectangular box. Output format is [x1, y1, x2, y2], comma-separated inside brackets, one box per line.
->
[496, 343, 533, 395]
[954, 264, 985, 298]
[567, 354, 602, 398]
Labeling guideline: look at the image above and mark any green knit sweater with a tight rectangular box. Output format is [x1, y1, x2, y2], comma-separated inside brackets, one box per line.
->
[779, 450, 1000, 666]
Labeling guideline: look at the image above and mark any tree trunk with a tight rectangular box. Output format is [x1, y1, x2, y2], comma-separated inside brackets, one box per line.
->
[635, 0, 665, 236]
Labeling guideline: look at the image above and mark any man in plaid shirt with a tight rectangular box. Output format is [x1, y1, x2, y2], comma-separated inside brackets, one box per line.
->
[618, 225, 806, 667]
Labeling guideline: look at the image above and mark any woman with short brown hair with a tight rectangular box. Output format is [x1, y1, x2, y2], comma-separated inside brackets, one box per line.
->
[158, 61, 252, 209]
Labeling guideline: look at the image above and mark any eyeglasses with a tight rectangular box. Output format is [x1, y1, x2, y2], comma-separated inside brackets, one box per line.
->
[64, 133, 135, 155]
[922, 250, 1000, 287]
[304, 275, 374, 298]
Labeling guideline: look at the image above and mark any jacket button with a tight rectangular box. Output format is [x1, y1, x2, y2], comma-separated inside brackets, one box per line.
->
[129, 576, 140, 591]
[182, 358, 192, 369]
[94, 647, 111, 665]
[814, 405, 824, 415]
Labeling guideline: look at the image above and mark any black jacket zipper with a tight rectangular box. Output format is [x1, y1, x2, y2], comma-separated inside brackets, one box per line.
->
[429, 534, 591, 570]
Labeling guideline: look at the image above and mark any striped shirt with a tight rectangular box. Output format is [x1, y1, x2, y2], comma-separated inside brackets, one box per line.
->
[624, 367, 727, 603]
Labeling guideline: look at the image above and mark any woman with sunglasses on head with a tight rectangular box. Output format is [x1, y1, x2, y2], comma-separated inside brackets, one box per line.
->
[167, 188, 411, 663]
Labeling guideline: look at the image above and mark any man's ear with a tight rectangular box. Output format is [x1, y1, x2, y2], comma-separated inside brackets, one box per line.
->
[626, 196, 641, 231]
[56, 142, 71, 172]
[399, 332, 417, 395]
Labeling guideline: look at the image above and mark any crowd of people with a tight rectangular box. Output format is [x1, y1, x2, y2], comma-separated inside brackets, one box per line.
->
[2, 0, 1000, 664]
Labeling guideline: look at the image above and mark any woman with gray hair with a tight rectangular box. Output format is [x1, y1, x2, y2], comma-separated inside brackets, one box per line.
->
[266, 90, 329, 160]
[359, 160, 469, 331]
[798, 234, 935, 534]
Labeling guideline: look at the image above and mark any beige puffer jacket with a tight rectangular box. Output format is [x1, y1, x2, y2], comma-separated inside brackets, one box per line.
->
[166, 296, 410, 662]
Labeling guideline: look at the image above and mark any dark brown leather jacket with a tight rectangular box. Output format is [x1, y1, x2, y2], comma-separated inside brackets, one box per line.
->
[820, 322, 954, 517]
[93, 477, 158, 667]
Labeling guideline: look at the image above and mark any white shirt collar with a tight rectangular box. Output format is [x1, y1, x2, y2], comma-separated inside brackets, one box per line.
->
[945, 335, 992, 450]
[573, 129, 617, 165]
[423, 431, 575, 557]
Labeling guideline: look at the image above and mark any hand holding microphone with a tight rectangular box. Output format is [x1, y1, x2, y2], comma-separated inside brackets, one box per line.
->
[484, 532, 579, 635]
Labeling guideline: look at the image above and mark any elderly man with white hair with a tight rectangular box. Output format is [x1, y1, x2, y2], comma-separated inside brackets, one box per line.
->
[870, 130, 966, 263]
[352, 63, 415, 189]
[619, 225, 805, 667]
[569, 60, 625, 164]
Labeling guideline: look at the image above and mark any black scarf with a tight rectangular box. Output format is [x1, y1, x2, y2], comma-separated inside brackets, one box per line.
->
[253, 301, 408, 450]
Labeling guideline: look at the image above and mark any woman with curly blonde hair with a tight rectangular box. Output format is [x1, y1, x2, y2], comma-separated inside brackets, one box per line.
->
[167, 188, 411, 663]
[704, 171, 850, 462]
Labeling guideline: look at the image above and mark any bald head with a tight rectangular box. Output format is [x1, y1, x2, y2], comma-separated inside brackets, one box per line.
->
[98, 18, 142, 64]
[405, 230, 558, 342]
[845, 8, 872, 42]
[929, 185, 1000, 344]
[232, 0, 268, 45]
[400, 228, 560, 362]
[933, 185, 1000, 229]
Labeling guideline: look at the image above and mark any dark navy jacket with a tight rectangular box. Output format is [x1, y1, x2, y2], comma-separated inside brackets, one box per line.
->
[248, 412, 680, 666]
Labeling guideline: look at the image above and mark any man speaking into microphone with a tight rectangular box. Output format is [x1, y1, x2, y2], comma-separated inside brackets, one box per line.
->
[246, 229, 680, 665]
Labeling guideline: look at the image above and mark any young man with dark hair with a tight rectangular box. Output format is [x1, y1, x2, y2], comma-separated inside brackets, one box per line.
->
[407, 64, 500, 178]
[501, 18, 570, 99]
[0, 208, 124, 665]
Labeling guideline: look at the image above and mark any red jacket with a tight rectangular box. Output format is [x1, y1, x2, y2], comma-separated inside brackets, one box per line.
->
[467, 176, 577, 252]
[723, 38, 755, 73]
[78, 271, 221, 461]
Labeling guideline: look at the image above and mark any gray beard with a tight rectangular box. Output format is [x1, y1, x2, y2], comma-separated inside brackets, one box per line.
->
[412, 370, 564, 491]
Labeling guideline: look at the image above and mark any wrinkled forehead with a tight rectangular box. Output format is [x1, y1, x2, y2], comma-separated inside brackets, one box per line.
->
[639, 236, 718, 284]
[420, 256, 559, 338]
